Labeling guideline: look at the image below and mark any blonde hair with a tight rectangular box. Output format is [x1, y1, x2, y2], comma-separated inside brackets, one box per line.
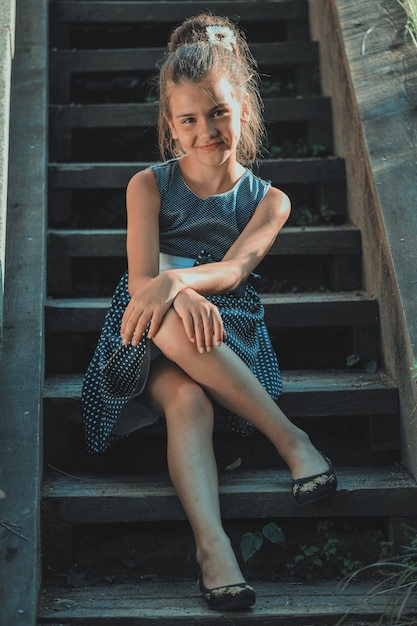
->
[157, 13, 266, 166]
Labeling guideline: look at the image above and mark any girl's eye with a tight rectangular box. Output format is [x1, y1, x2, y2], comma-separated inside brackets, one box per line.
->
[182, 117, 195, 125]
[213, 109, 226, 118]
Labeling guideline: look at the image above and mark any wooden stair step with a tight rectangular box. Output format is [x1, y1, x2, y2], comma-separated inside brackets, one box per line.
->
[50, 41, 318, 73]
[43, 369, 399, 421]
[45, 291, 379, 333]
[49, 1, 309, 24]
[47, 224, 361, 257]
[37, 579, 417, 624]
[42, 465, 417, 523]
[49, 98, 331, 129]
[48, 158, 346, 187]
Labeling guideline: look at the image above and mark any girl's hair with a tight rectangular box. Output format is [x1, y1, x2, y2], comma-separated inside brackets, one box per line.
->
[157, 13, 265, 166]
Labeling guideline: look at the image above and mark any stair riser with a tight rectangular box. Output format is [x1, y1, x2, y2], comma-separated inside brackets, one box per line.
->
[41, 516, 389, 584]
[45, 328, 380, 376]
[43, 416, 401, 472]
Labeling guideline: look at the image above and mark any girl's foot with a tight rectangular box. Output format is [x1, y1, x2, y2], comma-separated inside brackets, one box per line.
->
[285, 432, 331, 481]
[282, 432, 337, 504]
[196, 536, 245, 590]
[198, 572, 256, 611]
[292, 452, 337, 505]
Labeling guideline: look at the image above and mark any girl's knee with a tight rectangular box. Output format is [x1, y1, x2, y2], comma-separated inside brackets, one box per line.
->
[166, 379, 214, 429]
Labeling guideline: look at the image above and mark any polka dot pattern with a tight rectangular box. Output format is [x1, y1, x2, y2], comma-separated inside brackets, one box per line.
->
[81, 159, 282, 453]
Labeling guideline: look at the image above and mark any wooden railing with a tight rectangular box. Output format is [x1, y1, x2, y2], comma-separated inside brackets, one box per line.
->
[0, 0, 48, 623]
[309, 0, 417, 479]
[0, 0, 16, 335]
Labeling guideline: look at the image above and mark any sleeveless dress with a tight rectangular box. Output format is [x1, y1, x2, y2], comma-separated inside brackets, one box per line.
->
[82, 159, 283, 454]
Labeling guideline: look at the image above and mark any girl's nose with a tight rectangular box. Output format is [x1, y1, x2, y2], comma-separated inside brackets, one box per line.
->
[202, 118, 217, 137]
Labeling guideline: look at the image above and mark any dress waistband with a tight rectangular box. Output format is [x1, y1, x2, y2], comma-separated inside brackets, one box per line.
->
[159, 252, 195, 273]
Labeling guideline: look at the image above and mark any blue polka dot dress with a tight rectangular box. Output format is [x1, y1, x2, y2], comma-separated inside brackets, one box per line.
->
[82, 159, 283, 454]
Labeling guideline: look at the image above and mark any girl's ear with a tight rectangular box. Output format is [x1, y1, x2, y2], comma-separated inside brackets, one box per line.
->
[166, 115, 178, 140]
[240, 93, 251, 123]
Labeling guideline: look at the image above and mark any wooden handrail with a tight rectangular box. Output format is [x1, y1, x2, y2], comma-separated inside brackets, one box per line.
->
[0, 0, 16, 336]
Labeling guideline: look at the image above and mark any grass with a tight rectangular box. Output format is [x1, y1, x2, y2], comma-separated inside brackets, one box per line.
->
[397, 0, 417, 46]
[337, 528, 417, 625]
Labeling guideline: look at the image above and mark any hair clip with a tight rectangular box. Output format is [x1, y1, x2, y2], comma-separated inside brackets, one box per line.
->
[206, 25, 237, 52]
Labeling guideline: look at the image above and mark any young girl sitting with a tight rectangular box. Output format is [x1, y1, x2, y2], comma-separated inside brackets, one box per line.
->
[82, 12, 337, 612]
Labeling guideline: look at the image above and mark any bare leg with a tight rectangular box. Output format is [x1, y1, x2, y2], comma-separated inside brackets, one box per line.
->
[153, 308, 329, 480]
[146, 358, 246, 589]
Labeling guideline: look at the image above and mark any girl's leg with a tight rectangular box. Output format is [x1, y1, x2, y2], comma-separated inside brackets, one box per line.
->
[145, 357, 246, 589]
[152, 308, 329, 480]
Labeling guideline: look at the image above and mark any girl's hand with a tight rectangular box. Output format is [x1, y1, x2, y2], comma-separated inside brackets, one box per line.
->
[173, 288, 225, 353]
[121, 272, 180, 346]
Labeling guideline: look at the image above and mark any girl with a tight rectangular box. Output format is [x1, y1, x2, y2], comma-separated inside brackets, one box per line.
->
[82, 13, 337, 612]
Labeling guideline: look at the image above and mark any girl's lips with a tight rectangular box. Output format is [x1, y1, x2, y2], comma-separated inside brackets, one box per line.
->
[199, 142, 222, 151]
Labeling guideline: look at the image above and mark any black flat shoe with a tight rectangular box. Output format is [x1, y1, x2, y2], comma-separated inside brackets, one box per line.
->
[292, 453, 337, 505]
[198, 572, 256, 611]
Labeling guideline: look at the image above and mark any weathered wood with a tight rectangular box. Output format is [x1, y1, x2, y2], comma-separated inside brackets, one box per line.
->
[43, 369, 399, 423]
[0, 0, 48, 624]
[335, 0, 417, 479]
[263, 291, 378, 327]
[50, 42, 318, 73]
[49, 97, 331, 136]
[49, 1, 309, 24]
[280, 369, 399, 417]
[49, 41, 319, 103]
[37, 579, 417, 624]
[48, 224, 361, 258]
[328, 254, 361, 291]
[44, 291, 379, 332]
[40, 2, 416, 624]
[42, 465, 417, 524]
[48, 158, 346, 187]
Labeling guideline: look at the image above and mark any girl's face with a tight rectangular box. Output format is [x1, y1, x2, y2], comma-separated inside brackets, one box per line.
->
[167, 72, 250, 167]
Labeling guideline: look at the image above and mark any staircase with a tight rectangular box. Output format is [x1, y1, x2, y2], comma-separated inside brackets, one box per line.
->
[31, 0, 417, 623]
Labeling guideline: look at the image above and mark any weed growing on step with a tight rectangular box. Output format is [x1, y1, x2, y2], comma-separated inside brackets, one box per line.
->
[287, 536, 363, 582]
[337, 527, 417, 625]
[397, 0, 417, 47]
[240, 522, 286, 564]
[265, 139, 329, 159]
[289, 203, 336, 227]
[260, 79, 296, 98]
[240, 520, 386, 582]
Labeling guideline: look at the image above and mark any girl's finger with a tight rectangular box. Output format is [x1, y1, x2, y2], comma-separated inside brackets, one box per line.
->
[202, 310, 215, 353]
[147, 309, 165, 340]
[212, 312, 225, 347]
[194, 308, 215, 353]
[191, 314, 206, 353]
[180, 311, 196, 344]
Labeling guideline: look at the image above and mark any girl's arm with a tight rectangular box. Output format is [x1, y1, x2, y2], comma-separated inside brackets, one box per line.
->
[121, 169, 173, 345]
[165, 185, 291, 294]
[121, 173, 289, 348]
[120, 169, 224, 347]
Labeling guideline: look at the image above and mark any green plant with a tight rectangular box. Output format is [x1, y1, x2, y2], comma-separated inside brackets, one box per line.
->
[397, 0, 417, 47]
[265, 139, 329, 160]
[260, 80, 296, 98]
[260, 81, 282, 97]
[290, 204, 336, 227]
[240, 522, 286, 563]
[287, 537, 362, 581]
[337, 529, 417, 625]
